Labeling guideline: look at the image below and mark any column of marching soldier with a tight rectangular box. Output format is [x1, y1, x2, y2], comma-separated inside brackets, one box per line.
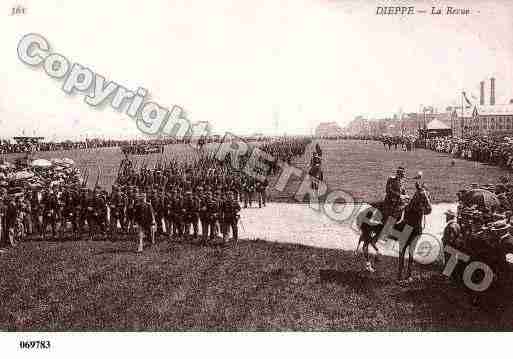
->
[0, 138, 312, 251]
[0, 176, 265, 252]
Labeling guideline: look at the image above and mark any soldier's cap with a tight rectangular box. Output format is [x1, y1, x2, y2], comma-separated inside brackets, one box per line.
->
[444, 209, 456, 217]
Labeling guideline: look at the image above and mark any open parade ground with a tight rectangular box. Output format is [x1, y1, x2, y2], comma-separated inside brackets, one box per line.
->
[2, 140, 513, 331]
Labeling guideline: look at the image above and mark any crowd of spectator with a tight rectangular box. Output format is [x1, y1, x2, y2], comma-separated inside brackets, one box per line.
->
[0, 135, 312, 155]
[0, 138, 189, 154]
[425, 136, 513, 168]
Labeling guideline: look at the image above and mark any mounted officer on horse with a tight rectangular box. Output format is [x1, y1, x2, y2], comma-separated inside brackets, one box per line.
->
[357, 166, 432, 281]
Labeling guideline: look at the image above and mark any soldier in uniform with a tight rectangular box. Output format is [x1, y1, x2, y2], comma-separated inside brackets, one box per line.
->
[164, 189, 174, 240]
[149, 188, 164, 238]
[183, 190, 200, 241]
[156, 189, 167, 236]
[197, 187, 209, 243]
[93, 187, 108, 238]
[310, 152, 322, 167]
[77, 186, 90, 234]
[256, 176, 268, 208]
[309, 163, 323, 200]
[60, 186, 75, 239]
[109, 185, 127, 236]
[42, 188, 60, 239]
[134, 192, 156, 252]
[69, 186, 82, 238]
[0, 191, 5, 246]
[21, 192, 32, 236]
[206, 190, 220, 242]
[221, 191, 241, 243]
[125, 187, 137, 233]
[442, 209, 462, 264]
[30, 189, 43, 238]
[242, 177, 255, 208]
[5, 195, 18, 246]
[384, 166, 407, 221]
[15, 195, 27, 241]
[171, 190, 184, 239]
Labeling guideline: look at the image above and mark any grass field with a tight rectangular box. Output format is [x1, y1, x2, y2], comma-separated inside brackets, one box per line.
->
[2, 139, 513, 331]
[267, 140, 513, 204]
[1, 238, 513, 331]
[5, 139, 511, 203]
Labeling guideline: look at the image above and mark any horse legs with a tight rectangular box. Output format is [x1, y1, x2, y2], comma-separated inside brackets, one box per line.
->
[370, 240, 381, 261]
[355, 233, 364, 255]
[406, 243, 415, 279]
[398, 242, 407, 280]
[363, 241, 375, 272]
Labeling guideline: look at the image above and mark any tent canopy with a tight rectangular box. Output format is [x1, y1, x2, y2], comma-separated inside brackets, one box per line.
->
[426, 119, 450, 130]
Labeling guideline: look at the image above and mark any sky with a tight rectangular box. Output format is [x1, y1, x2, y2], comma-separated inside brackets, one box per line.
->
[1, 0, 513, 139]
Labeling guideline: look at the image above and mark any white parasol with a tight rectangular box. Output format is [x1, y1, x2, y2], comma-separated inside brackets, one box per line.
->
[11, 170, 35, 180]
[62, 158, 75, 166]
[31, 159, 53, 168]
[0, 161, 14, 170]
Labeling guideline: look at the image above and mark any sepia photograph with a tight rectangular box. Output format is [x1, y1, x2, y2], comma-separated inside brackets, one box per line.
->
[1, 0, 513, 355]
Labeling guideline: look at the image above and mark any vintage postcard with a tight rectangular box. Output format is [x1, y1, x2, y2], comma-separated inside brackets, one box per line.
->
[1, 0, 513, 356]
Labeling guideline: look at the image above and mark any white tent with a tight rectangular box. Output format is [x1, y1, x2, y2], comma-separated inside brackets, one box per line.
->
[426, 119, 450, 130]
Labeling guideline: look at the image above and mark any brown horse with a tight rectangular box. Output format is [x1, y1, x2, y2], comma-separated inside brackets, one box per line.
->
[357, 182, 432, 280]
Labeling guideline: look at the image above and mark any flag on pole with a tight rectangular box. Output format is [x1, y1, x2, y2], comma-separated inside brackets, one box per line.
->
[462, 91, 472, 107]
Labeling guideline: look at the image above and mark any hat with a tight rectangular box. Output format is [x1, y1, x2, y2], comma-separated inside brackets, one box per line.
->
[461, 208, 475, 217]
[493, 213, 507, 221]
[397, 166, 406, 174]
[500, 233, 513, 242]
[490, 221, 511, 232]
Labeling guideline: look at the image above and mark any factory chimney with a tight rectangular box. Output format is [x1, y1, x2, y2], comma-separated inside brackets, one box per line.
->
[480, 81, 485, 105]
[490, 77, 495, 105]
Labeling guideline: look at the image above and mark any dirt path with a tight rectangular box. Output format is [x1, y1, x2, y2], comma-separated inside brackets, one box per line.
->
[240, 202, 456, 258]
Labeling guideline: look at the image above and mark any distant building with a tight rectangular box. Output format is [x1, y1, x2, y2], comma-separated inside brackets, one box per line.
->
[315, 122, 344, 137]
[452, 104, 513, 137]
[343, 111, 452, 137]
